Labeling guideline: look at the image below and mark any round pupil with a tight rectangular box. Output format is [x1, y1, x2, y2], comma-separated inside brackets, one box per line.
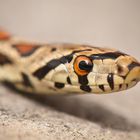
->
[79, 60, 93, 71]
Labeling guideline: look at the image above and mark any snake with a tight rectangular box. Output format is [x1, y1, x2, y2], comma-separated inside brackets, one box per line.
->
[0, 29, 140, 95]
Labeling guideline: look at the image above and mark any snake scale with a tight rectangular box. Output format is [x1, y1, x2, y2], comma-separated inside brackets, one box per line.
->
[0, 29, 140, 95]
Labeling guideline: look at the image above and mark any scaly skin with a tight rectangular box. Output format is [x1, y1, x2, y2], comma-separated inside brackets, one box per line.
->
[0, 30, 140, 94]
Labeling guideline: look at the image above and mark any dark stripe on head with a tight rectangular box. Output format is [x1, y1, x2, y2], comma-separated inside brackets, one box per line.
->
[80, 85, 91, 92]
[90, 51, 126, 60]
[21, 72, 33, 88]
[51, 47, 57, 52]
[120, 62, 140, 81]
[107, 73, 114, 90]
[73, 49, 92, 53]
[99, 85, 105, 91]
[67, 77, 72, 84]
[128, 62, 140, 71]
[0, 53, 13, 65]
[64, 49, 92, 63]
[119, 84, 123, 89]
[12, 44, 40, 57]
[78, 75, 90, 92]
[126, 84, 129, 89]
[33, 49, 91, 80]
[78, 75, 88, 85]
[54, 82, 65, 89]
[33, 58, 67, 80]
[121, 75, 126, 80]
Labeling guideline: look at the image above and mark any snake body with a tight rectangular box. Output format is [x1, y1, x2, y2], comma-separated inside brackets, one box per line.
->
[0, 30, 140, 94]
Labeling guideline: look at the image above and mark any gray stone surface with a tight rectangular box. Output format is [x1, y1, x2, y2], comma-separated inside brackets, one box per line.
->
[0, 84, 140, 140]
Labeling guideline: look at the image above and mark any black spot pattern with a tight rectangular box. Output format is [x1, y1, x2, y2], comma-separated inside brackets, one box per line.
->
[78, 75, 92, 92]
[119, 84, 123, 89]
[67, 77, 72, 84]
[51, 48, 57, 52]
[80, 85, 91, 92]
[54, 82, 65, 89]
[78, 75, 88, 85]
[107, 73, 114, 90]
[33, 59, 63, 80]
[0, 53, 13, 65]
[99, 85, 105, 91]
[21, 72, 33, 88]
[90, 51, 126, 60]
[128, 62, 140, 71]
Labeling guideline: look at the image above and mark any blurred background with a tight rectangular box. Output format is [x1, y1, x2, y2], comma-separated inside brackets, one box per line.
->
[0, 0, 140, 139]
[0, 0, 140, 55]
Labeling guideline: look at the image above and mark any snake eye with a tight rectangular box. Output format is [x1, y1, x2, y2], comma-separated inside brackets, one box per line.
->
[74, 56, 93, 76]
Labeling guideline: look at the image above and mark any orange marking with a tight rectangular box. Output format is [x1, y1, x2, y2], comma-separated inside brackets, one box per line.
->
[0, 30, 10, 40]
[13, 43, 39, 56]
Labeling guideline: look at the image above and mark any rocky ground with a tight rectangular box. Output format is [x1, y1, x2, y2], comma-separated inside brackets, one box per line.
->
[0, 84, 140, 140]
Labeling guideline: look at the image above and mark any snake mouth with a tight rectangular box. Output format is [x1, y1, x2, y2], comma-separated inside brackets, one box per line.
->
[52, 82, 138, 95]
[84, 79, 137, 94]
[98, 80, 138, 93]
[50, 79, 138, 94]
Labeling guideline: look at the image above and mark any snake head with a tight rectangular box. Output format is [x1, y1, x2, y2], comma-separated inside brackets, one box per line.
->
[33, 45, 140, 94]
[67, 47, 140, 93]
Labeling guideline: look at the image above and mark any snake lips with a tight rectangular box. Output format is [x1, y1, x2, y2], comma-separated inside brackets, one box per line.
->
[0, 30, 140, 94]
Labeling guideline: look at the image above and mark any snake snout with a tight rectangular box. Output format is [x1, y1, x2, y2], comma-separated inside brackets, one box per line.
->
[124, 60, 140, 84]
[116, 55, 140, 84]
[130, 62, 140, 81]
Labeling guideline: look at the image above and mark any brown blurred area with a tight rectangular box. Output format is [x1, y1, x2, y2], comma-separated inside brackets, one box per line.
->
[0, 0, 140, 140]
